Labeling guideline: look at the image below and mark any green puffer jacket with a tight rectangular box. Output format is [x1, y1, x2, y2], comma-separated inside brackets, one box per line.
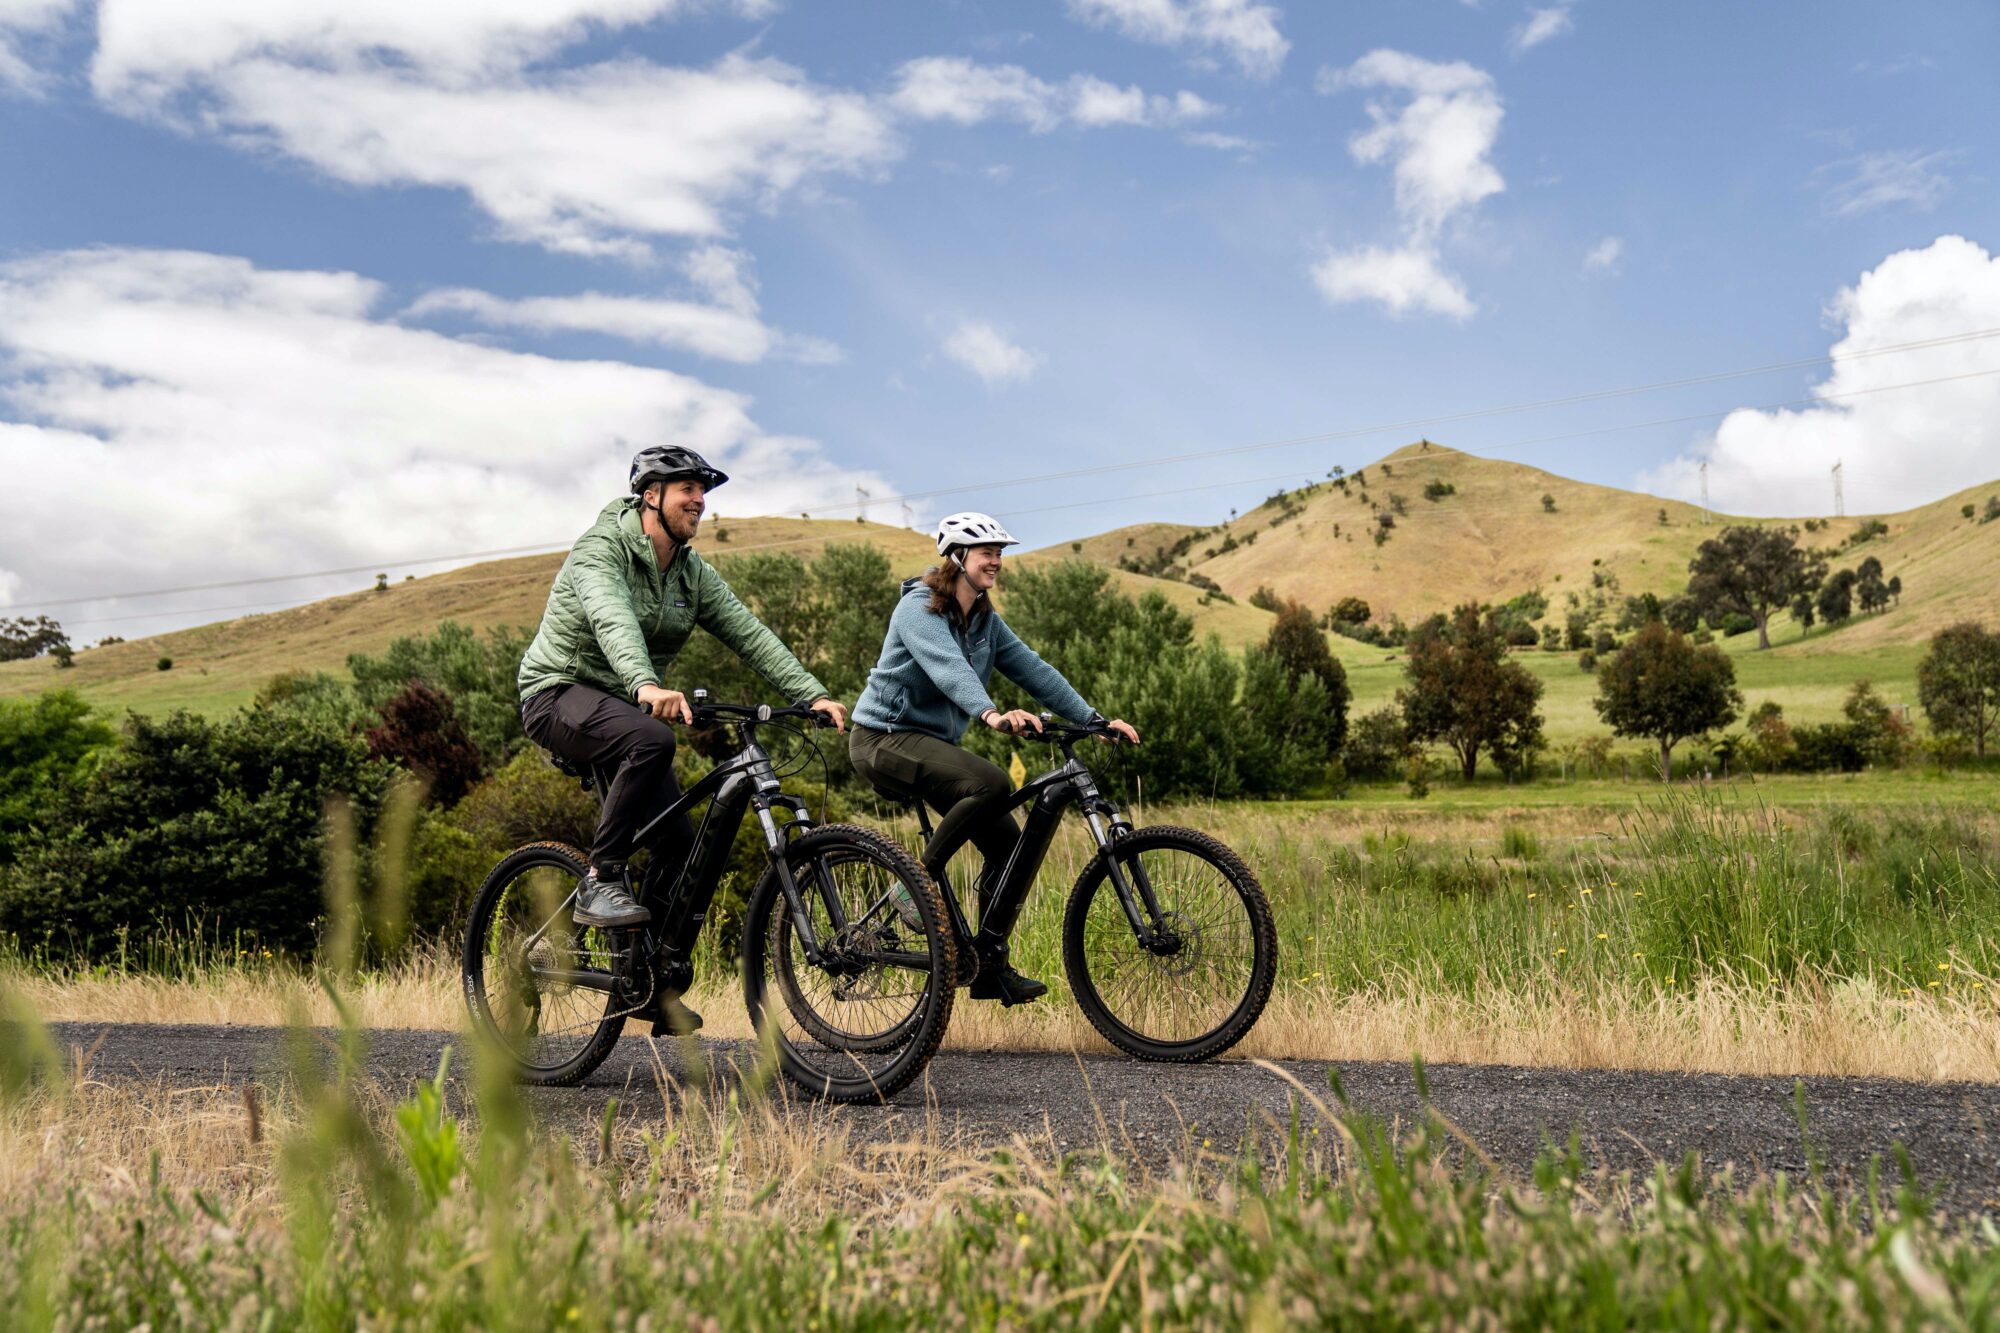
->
[517, 497, 828, 706]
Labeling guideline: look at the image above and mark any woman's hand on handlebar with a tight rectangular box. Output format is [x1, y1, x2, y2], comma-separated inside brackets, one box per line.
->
[984, 708, 1043, 735]
[809, 697, 847, 733]
[1102, 718, 1141, 745]
[636, 683, 693, 724]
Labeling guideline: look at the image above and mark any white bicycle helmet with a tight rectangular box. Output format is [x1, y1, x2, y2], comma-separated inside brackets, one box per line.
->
[934, 511, 1019, 562]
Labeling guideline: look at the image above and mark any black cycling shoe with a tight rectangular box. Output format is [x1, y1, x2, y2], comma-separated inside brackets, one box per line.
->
[572, 868, 650, 929]
[970, 963, 1049, 1007]
[649, 994, 703, 1036]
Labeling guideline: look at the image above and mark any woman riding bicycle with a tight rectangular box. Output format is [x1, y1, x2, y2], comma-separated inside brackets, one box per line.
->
[849, 512, 1140, 1006]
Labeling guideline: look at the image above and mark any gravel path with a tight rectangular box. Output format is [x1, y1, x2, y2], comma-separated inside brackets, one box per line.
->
[52, 1022, 2000, 1215]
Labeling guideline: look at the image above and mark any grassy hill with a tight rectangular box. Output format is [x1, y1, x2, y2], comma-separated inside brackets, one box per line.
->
[1048, 442, 2000, 740]
[0, 516, 938, 718]
[8, 444, 1997, 746]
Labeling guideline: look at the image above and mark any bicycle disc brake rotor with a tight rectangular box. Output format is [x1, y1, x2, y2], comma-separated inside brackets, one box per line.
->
[825, 921, 899, 1001]
[1145, 909, 1204, 978]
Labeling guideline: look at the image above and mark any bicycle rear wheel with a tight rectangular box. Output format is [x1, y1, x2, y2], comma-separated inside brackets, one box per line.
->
[742, 824, 956, 1103]
[1062, 826, 1276, 1063]
[462, 841, 629, 1086]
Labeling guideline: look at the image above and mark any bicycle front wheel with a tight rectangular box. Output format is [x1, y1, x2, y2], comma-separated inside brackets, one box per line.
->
[742, 824, 956, 1103]
[462, 841, 628, 1086]
[1062, 826, 1276, 1063]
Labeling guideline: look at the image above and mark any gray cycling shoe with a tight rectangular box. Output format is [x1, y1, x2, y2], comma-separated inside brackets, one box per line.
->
[572, 867, 650, 929]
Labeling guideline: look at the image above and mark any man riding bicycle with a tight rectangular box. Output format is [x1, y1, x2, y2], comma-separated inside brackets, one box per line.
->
[517, 446, 846, 949]
[848, 512, 1139, 1006]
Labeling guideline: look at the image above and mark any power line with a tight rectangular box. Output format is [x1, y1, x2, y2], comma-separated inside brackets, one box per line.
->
[13, 350, 2000, 616]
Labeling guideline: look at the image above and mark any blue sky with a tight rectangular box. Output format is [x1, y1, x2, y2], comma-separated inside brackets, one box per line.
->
[2, 0, 1996, 637]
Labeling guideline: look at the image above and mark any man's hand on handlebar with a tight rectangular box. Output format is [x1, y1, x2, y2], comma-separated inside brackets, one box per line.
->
[636, 683, 693, 724]
[809, 697, 847, 733]
[1102, 718, 1141, 746]
[984, 708, 1044, 735]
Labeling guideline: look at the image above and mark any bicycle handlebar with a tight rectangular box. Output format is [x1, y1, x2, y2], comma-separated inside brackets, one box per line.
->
[996, 713, 1126, 744]
[689, 697, 835, 729]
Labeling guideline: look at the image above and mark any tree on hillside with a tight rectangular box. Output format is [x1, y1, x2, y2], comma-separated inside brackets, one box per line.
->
[1592, 621, 1742, 780]
[1540, 493, 1557, 513]
[1328, 596, 1371, 627]
[1789, 591, 1815, 634]
[1686, 526, 1826, 650]
[1917, 622, 2000, 759]
[1265, 600, 1351, 757]
[1855, 556, 1890, 614]
[1399, 604, 1544, 782]
[1815, 568, 1856, 626]
[0, 615, 69, 663]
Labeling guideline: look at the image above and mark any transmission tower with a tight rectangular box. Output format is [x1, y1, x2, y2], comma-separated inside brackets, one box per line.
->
[1831, 459, 1844, 518]
[855, 485, 871, 522]
[1699, 461, 1710, 525]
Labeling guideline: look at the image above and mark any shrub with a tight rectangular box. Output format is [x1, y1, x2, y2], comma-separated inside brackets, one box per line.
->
[1248, 585, 1283, 613]
[0, 691, 115, 866]
[0, 709, 395, 957]
[1340, 706, 1409, 780]
[348, 621, 534, 769]
[365, 682, 486, 807]
[1540, 494, 1556, 513]
[156, 656, 173, 671]
[1788, 723, 1867, 773]
[255, 670, 373, 733]
[1423, 480, 1455, 502]
[1328, 596, 1371, 626]
[1718, 612, 1757, 638]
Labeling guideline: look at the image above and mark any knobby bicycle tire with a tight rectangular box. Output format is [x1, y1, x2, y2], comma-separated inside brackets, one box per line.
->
[1061, 825, 1277, 1063]
[742, 823, 957, 1103]
[462, 841, 627, 1087]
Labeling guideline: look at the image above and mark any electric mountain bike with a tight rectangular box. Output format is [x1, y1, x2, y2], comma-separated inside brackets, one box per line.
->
[461, 692, 957, 1103]
[886, 716, 1277, 1063]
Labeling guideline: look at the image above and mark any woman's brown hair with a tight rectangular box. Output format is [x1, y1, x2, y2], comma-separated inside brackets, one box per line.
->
[922, 559, 988, 620]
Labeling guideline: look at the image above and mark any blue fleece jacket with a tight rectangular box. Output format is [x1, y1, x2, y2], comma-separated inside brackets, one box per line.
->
[851, 577, 1096, 742]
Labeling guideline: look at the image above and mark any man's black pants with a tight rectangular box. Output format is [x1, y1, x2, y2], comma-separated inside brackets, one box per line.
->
[520, 683, 693, 873]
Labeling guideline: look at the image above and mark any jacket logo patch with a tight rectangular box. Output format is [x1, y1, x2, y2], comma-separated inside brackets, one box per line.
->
[674, 599, 690, 608]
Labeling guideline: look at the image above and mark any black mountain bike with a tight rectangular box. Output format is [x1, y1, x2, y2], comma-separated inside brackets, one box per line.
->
[461, 692, 957, 1103]
[896, 716, 1277, 1062]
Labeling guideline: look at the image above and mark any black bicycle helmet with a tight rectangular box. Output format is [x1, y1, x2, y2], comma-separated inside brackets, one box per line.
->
[630, 445, 728, 494]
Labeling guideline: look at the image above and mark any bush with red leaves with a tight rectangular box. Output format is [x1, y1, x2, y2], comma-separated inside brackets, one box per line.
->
[365, 681, 485, 807]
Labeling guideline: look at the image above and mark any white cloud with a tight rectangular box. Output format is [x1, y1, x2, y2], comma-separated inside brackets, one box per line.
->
[1312, 50, 1504, 319]
[942, 321, 1043, 386]
[1309, 244, 1473, 320]
[90, 2, 899, 258]
[888, 57, 1218, 133]
[1509, 5, 1574, 54]
[1183, 129, 1261, 153]
[1815, 149, 1955, 218]
[405, 246, 840, 363]
[0, 0, 76, 95]
[1064, 0, 1288, 79]
[1583, 235, 1622, 273]
[0, 248, 887, 631]
[1639, 236, 2000, 516]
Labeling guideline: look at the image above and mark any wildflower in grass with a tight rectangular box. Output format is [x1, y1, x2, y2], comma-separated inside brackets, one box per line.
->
[1527, 892, 1537, 900]
[1929, 981, 1941, 989]
[1633, 953, 1644, 960]
[1938, 963, 1951, 971]
[1633, 890, 1643, 897]
[1555, 948, 1567, 956]
[1581, 888, 1594, 896]
[1596, 932, 1608, 940]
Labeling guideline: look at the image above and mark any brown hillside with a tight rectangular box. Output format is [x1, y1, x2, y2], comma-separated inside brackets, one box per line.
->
[0, 516, 938, 717]
[1063, 442, 1995, 639]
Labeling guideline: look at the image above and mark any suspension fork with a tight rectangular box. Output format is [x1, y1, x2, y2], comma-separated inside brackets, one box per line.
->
[758, 792, 842, 965]
[1084, 795, 1170, 945]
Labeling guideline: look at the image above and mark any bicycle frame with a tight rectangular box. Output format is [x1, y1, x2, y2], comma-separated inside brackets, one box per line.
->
[911, 735, 1177, 961]
[564, 704, 860, 1005]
